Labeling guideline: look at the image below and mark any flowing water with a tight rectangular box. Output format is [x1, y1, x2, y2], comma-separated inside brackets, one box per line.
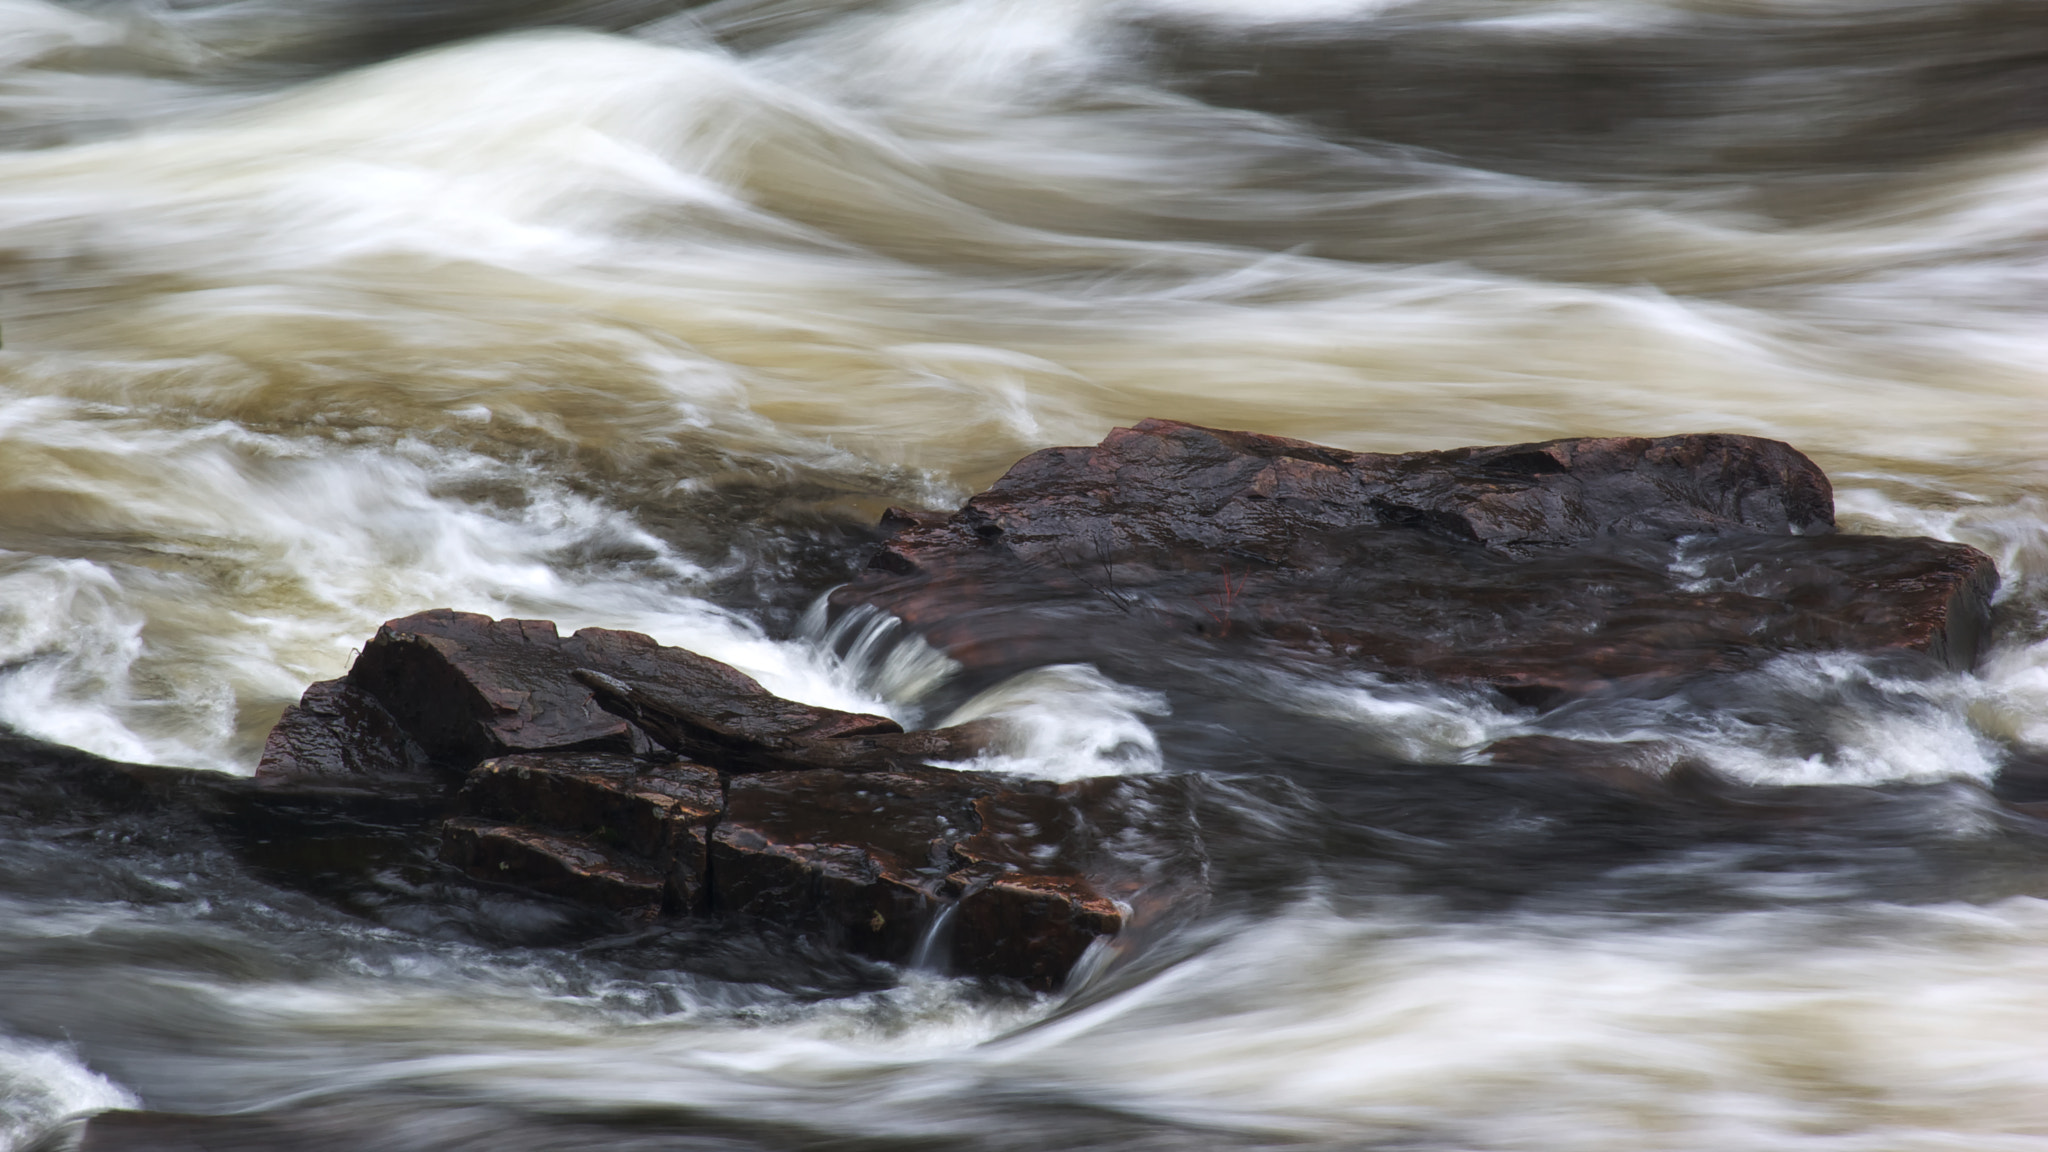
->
[6, 0, 2048, 1147]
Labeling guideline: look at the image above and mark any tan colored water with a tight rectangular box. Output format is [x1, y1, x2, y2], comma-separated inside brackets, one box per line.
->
[5, 1, 2048, 1148]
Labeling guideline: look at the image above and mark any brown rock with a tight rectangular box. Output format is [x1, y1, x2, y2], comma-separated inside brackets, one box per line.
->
[711, 768, 990, 961]
[346, 611, 640, 765]
[947, 775, 1206, 988]
[439, 816, 667, 917]
[343, 609, 912, 772]
[578, 666, 989, 774]
[254, 678, 435, 784]
[420, 754, 1196, 986]
[565, 626, 902, 745]
[836, 419, 1998, 704]
[706, 768, 1202, 988]
[457, 752, 723, 910]
[949, 873, 1125, 989]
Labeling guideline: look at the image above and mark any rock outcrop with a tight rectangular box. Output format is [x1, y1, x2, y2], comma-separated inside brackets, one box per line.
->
[255, 609, 1179, 989]
[834, 419, 1998, 704]
[231, 421, 2005, 991]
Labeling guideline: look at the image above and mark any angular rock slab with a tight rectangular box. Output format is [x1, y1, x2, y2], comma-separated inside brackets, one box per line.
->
[439, 817, 669, 917]
[456, 752, 722, 910]
[948, 775, 1206, 987]
[255, 678, 435, 785]
[836, 419, 1998, 703]
[712, 768, 991, 962]
[344, 612, 642, 765]
[332, 609, 906, 772]
[713, 768, 1205, 989]
[574, 667, 989, 774]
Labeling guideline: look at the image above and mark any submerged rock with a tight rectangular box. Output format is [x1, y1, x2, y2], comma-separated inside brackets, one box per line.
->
[835, 419, 1998, 704]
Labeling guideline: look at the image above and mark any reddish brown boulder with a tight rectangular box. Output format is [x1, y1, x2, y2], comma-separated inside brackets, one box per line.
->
[947, 775, 1206, 987]
[254, 679, 435, 784]
[285, 609, 1154, 986]
[835, 419, 1997, 704]
[439, 817, 668, 917]
[711, 768, 991, 961]
[578, 667, 990, 774]
[455, 752, 722, 910]
[338, 609, 911, 772]
[706, 767, 1205, 989]
[345, 612, 642, 765]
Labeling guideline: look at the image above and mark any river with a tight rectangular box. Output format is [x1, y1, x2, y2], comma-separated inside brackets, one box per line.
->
[4, 0, 2048, 1148]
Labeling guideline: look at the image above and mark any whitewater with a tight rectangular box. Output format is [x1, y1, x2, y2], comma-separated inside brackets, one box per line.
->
[6, 0, 2048, 1148]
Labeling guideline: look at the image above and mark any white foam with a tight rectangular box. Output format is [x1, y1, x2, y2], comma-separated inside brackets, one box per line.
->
[0, 388, 874, 770]
[940, 664, 1170, 779]
[65, 897, 2048, 1152]
[1279, 670, 1523, 763]
[0, 1035, 135, 1152]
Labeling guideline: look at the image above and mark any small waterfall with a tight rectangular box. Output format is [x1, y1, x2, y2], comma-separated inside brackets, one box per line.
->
[803, 597, 962, 721]
[908, 898, 962, 975]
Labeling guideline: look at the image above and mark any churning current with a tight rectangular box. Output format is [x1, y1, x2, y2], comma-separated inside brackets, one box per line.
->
[4, 0, 2048, 1148]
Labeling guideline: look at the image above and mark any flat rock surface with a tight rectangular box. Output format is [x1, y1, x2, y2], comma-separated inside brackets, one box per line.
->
[835, 419, 1998, 703]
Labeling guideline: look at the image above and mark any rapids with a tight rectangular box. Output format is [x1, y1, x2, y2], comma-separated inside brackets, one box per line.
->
[5, 0, 2048, 1148]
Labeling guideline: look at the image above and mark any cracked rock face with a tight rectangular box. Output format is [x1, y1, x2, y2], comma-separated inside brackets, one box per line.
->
[255, 608, 1174, 989]
[834, 419, 1998, 704]
[454, 753, 723, 913]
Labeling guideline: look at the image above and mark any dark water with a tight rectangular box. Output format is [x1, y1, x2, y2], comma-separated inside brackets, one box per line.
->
[3, 1, 2048, 1148]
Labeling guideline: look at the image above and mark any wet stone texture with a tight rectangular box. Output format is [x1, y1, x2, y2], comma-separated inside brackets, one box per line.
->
[218, 421, 2006, 991]
[455, 753, 723, 912]
[947, 775, 1207, 987]
[712, 768, 994, 962]
[247, 607, 1159, 989]
[440, 817, 670, 917]
[256, 678, 434, 785]
[834, 419, 1999, 705]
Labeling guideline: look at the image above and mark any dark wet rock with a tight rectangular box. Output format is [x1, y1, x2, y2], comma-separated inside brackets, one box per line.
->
[710, 768, 1203, 989]
[579, 666, 990, 774]
[455, 752, 722, 910]
[207, 424, 2003, 990]
[1993, 746, 2048, 809]
[440, 816, 668, 917]
[836, 419, 1998, 703]
[74, 1110, 316, 1152]
[565, 626, 902, 746]
[340, 609, 915, 773]
[247, 611, 1184, 987]
[711, 768, 992, 962]
[947, 775, 1206, 987]
[345, 611, 642, 764]
[255, 678, 434, 784]
[241, 610, 1161, 986]
[0, 728, 225, 819]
